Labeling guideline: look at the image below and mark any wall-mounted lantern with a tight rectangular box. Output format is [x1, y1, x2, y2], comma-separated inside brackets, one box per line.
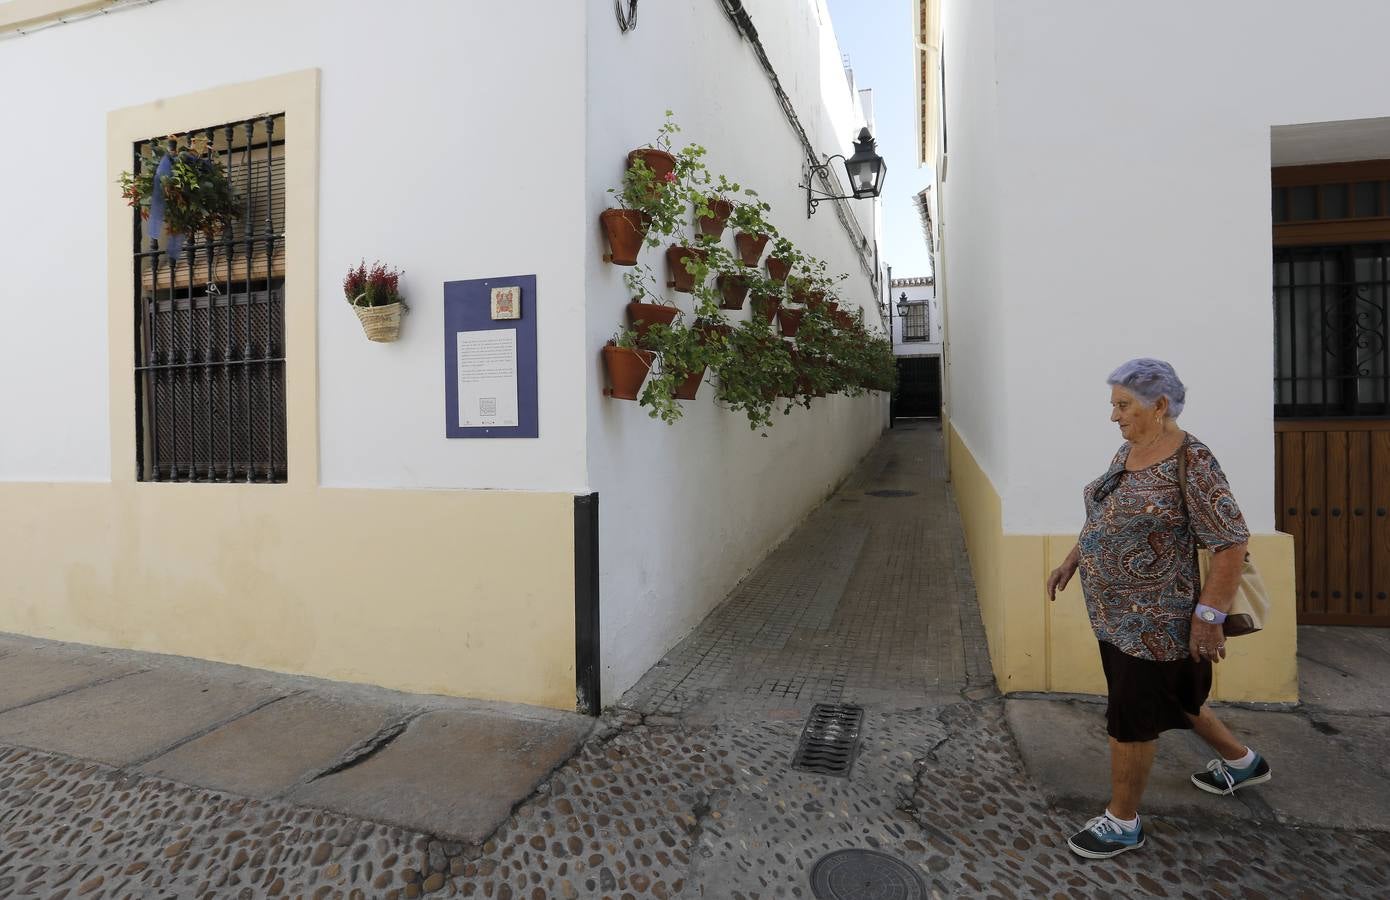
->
[805, 127, 887, 217]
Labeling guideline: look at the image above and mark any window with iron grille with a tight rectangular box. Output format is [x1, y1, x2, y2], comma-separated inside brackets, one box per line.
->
[902, 302, 929, 342]
[133, 114, 287, 482]
[1273, 243, 1390, 418]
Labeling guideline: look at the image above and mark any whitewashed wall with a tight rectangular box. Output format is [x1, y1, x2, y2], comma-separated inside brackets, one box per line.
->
[936, 0, 1007, 486]
[940, 0, 1390, 534]
[584, 0, 889, 701]
[0, 0, 589, 492]
[890, 280, 940, 356]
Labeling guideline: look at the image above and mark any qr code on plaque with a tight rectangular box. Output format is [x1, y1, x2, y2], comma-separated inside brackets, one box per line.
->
[479, 398, 498, 417]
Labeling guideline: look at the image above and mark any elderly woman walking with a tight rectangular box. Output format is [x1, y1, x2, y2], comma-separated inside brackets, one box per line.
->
[1046, 358, 1272, 859]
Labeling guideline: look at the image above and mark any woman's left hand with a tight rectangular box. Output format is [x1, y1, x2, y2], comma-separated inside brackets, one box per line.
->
[1189, 619, 1226, 663]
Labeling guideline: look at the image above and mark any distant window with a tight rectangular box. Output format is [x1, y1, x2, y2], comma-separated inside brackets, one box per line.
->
[903, 302, 929, 342]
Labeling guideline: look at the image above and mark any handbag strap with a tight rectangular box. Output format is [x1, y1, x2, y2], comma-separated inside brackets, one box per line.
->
[1175, 436, 1202, 599]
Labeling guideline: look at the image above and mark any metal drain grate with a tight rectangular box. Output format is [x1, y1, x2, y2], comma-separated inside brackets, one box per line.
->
[810, 848, 926, 899]
[792, 703, 864, 777]
[865, 489, 917, 498]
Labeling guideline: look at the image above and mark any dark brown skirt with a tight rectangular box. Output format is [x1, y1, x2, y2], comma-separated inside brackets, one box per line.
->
[1098, 641, 1212, 743]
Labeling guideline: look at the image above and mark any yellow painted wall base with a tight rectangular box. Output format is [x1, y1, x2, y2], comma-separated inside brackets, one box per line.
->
[0, 483, 578, 710]
[948, 423, 1299, 703]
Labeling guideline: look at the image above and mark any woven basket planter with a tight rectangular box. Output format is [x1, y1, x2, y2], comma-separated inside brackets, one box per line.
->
[352, 300, 404, 342]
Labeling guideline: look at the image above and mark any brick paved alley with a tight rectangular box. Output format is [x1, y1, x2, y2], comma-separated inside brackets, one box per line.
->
[2, 422, 1389, 898]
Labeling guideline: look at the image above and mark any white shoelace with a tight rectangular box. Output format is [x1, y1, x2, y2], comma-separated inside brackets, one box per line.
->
[1084, 815, 1127, 837]
[1205, 758, 1239, 794]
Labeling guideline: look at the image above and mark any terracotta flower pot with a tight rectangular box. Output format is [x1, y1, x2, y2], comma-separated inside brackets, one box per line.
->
[602, 342, 655, 401]
[673, 366, 707, 400]
[717, 273, 749, 310]
[778, 306, 805, 338]
[766, 256, 792, 282]
[666, 245, 709, 293]
[734, 232, 770, 267]
[698, 199, 734, 237]
[600, 209, 650, 266]
[695, 320, 733, 345]
[626, 301, 679, 344]
[627, 148, 677, 180]
[805, 291, 828, 312]
[751, 292, 780, 325]
[832, 309, 854, 329]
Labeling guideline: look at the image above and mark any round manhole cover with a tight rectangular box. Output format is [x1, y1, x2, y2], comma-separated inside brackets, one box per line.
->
[865, 489, 917, 498]
[810, 849, 926, 900]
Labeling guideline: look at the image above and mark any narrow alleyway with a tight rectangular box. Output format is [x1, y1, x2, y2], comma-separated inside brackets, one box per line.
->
[2, 423, 1388, 898]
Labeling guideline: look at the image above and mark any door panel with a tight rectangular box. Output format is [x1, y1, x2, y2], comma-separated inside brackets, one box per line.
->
[1277, 421, 1390, 625]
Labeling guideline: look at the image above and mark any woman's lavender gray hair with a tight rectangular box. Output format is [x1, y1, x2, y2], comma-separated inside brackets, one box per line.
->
[1107, 358, 1186, 418]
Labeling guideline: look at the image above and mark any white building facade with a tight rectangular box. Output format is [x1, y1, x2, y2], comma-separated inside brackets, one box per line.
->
[911, 0, 1390, 702]
[0, 0, 890, 711]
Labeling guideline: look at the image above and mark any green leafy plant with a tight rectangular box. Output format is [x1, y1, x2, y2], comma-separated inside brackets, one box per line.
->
[729, 193, 773, 236]
[623, 265, 675, 307]
[637, 321, 716, 423]
[119, 135, 240, 241]
[713, 321, 798, 432]
[609, 112, 711, 245]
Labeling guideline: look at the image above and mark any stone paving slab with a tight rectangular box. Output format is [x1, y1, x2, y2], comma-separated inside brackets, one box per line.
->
[1297, 625, 1390, 714]
[1005, 697, 1261, 824]
[1218, 706, 1390, 831]
[1007, 696, 1390, 832]
[0, 667, 284, 767]
[287, 707, 594, 843]
[138, 692, 404, 799]
[0, 648, 143, 712]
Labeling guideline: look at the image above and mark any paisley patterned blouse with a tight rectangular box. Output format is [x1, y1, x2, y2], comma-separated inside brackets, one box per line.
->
[1078, 435, 1250, 661]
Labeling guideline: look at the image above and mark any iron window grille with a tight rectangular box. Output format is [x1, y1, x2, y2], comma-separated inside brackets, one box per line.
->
[902, 301, 930, 342]
[1273, 242, 1390, 419]
[133, 114, 288, 482]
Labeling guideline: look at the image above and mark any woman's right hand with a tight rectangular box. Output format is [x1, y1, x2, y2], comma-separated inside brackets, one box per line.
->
[1047, 548, 1080, 601]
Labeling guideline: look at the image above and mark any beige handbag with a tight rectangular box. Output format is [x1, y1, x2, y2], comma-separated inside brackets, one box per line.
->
[1177, 444, 1270, 637]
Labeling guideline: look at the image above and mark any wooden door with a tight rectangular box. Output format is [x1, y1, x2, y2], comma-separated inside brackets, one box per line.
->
[1276, 421, 1390, 625]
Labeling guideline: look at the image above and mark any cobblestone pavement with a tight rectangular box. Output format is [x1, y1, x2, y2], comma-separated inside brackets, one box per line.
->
[3, 422, 1390, 898]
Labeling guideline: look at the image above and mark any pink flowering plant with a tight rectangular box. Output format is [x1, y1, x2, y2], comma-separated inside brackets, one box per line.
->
[343, 260, 404, 308]
[609, 111, 711, 246]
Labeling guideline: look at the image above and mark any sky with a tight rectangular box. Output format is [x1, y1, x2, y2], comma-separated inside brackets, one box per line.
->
[825, 0, 934, 279]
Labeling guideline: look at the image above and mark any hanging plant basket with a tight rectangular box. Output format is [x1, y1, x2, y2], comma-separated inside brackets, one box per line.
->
[698, 198, 735, 237]
[353, 300, 405, 342]
[666, 245, 708, 293]
[751, 292, 780, 325]
[735, 232, 770, 267]
[717, 273, 750, 310]
[627, 301, 679, 343]
[778, 306, 805, 338]
[602, 342, 655, 401]
[766, 256, 792, 282]
[673, 366, 707, 400]
[601, 209, 651, 266]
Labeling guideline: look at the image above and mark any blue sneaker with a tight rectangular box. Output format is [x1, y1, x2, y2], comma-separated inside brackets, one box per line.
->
[1191, 753, 1272, 796]
[1067, 814, 1145, 859]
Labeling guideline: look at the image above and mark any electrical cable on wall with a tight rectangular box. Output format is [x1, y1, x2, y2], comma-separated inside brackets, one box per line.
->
[616, 0, 638, 33]
[715, 0, 879, 296]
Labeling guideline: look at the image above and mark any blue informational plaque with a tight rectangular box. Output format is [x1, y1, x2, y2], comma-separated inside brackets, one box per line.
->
[443, 274, 539, 439]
